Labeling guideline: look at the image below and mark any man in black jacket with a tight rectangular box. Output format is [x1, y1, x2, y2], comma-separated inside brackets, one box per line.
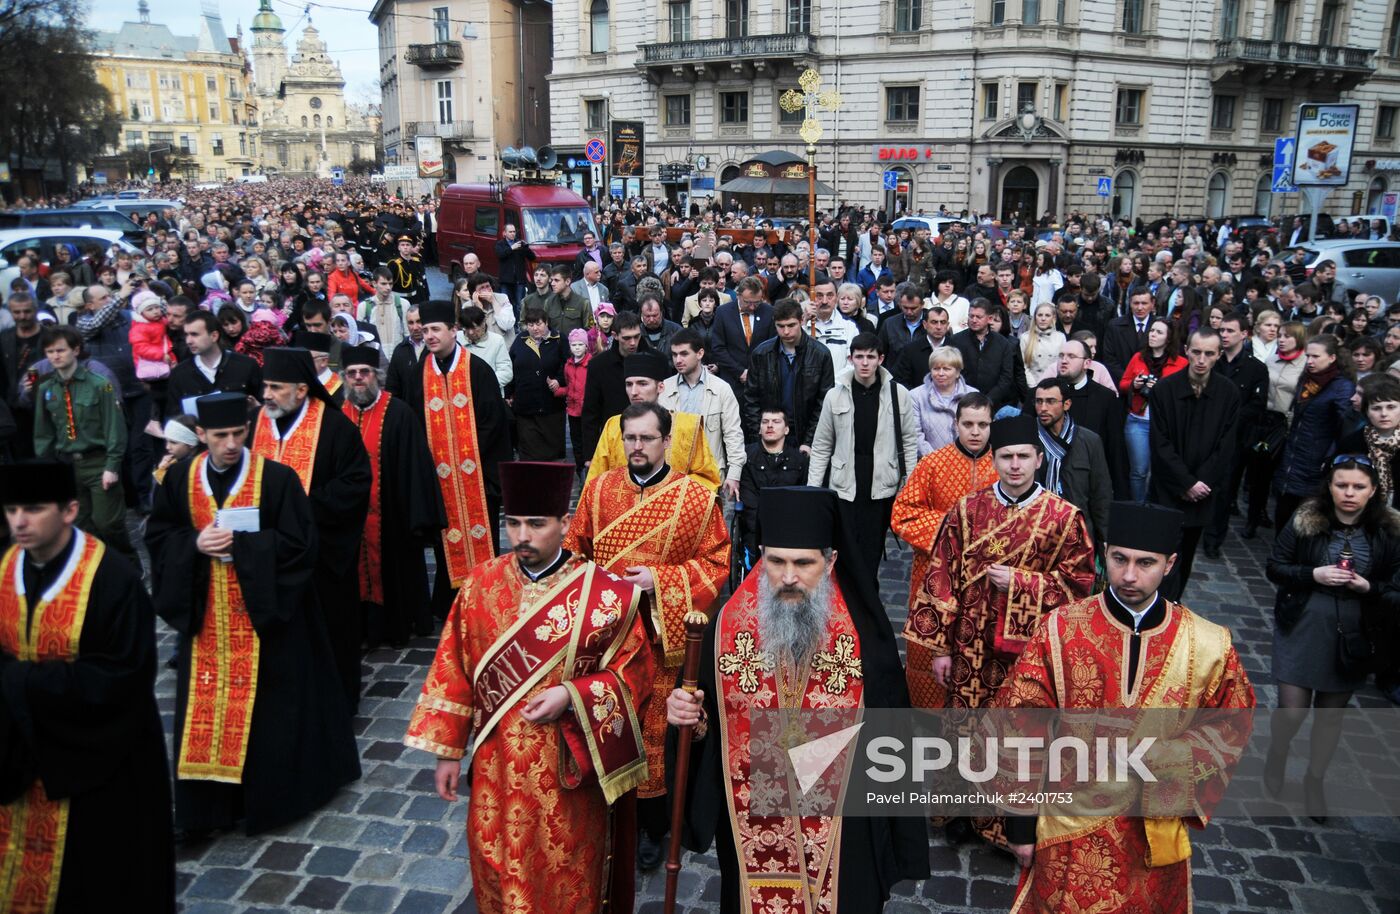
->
[892, 306, 952, 390]
[1203, 313, 1269, 556]
[962, 263, 998, 304]
[709, 277, 776, 393]
[1102, 288, 1156, 384]
[164, 311, 262, 420]
[507, 307, 568, 460]
[1045, 337, 1128, 498]
[492, 222, 536, 310]
[580, 311, 646, 459]
[737, 406, 809, 559]
[949, 300, 1017, 411]
[385, 304, 427, 399]
[743, 299, 834, 446]
[1150, 327, 1240, 601]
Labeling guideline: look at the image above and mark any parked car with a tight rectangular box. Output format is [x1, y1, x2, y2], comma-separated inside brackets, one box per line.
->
[0, 228, 140, 292]
[1333, 213, 1393, 240]
[72, 198, 183, 224]
[1296, 239, 1400, 301]
[0, 208, 145, 244]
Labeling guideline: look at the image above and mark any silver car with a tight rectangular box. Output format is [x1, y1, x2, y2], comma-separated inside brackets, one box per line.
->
[0, 228, 141, 292]
[1299, 239, 1400, 303]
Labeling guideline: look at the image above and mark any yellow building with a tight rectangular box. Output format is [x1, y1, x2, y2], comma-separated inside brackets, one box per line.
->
[91, 0, 259, 181]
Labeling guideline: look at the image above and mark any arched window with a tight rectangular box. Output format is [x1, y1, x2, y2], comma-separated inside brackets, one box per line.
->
[301, 115, 308, 127]
[1206, 171, 1230, 219]
[590, 0, 609, 53]
[1367, 175, 1387, 213]
[1254, 173, 1273, 219]
[886, 165, 913, 215]
[326, 115, 333, 126]
[314, 114, 321, 127]
[1112, 169, 1137, 220]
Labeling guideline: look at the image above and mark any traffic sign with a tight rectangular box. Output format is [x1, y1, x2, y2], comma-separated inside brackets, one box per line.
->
[331, 168, 344, 186]
[1095, 177, 1112, 197]
[585, 138, 607, 164]
[882, 170, 899, 191]
[1272, 136, 1299, 193]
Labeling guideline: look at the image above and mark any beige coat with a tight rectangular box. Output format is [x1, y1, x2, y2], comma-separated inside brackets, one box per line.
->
[807, 366, 919, 501]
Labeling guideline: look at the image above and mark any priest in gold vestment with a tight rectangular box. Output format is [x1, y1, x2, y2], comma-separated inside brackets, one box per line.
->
[566, 400, 730, 870]
[995, 501, 1256, 914]
[405, 461, 654, 914]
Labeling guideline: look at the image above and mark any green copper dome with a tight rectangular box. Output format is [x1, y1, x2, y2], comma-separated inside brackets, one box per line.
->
[251, 0, 282, 31]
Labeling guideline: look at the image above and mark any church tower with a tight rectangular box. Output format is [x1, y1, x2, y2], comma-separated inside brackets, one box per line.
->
[249, 0, 285, 97]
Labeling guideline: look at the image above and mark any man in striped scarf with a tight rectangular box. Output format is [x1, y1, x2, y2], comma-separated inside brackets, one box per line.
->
[1032, 377, 1111, 546]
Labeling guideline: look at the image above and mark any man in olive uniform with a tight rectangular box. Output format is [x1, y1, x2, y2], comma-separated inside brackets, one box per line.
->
[31, 325, 135, 557]
[386, 235, 430, 304]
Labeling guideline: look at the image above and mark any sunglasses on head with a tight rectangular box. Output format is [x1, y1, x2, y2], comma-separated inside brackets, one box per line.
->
[1333, 454, 1374, 468]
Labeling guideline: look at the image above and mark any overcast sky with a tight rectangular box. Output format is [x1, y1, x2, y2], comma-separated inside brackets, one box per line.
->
[89, 0, 383, 101]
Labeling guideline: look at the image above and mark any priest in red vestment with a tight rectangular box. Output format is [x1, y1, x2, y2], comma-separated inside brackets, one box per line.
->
[565, 400, 730, 870]
[404, 300, 514, 620]
[0, 462, 174, 913]
[251, 347, 371, 710]
[905, 413, 1096, 846]
[665, 486, 929, 913]
[341, 344, 447, 645]
[890, 391, 994, 710]
[996, 501, 1256, 914]
[405, 461, 653, 914]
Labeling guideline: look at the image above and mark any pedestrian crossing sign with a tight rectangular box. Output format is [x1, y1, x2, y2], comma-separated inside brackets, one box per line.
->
[1096, 177, 1112, 196]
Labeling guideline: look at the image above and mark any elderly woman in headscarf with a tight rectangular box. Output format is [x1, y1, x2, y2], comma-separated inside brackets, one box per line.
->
[201, 268, 233, 311]
[331, 311, 379, 350]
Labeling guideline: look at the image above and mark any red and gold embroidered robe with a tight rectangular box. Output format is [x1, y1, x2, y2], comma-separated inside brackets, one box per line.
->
[889, 442, 995, 710]
[404, 554, 653, 914]
[565, 466, 730, 797]
[421, 347, 494, 587]
[251, 397, 325, 491]
[994, 595, 1256, 914]
[344, 392, 389, 605]
[0, 532, 103, 914]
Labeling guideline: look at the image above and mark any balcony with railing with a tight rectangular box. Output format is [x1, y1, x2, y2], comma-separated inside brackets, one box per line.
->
[404, 42, 464, 69]
[410, 120, 474, 141]
[637, 31, 817, 82]
[1212, 38, 1376, 89]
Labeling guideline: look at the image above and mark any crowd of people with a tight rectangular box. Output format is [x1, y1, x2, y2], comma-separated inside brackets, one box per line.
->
[0, 176, 1396, 914]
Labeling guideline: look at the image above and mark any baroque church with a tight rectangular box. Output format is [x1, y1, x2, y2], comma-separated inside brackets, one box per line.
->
[249, 0, 376, 177]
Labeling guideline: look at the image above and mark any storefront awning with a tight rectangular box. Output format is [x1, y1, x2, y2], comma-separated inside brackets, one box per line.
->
[717, 176, 835, 196]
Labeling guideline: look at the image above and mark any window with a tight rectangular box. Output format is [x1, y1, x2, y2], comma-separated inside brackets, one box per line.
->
[983, 83, 999, 119]
[1053, 83, 1067, 120]
[1017, 82, 1037, 114]
[125, 130, 143, 149]
[670, 1, 691, 41]
[313, 114, 321, 127]
[1115, 88, 1143, 126]
[787, 0, 811, 31]
[589, 0, 609, 53]
[239, 133, 247, 155]
[1261, 98, 1284, 133]
[664, 94, 691, 127]
[1380, 105, 1398, 140]
[301, 115, 308, 127]
[1112, 169, 1137, 219]
[352, 144, 360, 160]
[278, 143, 288, 166]
[1122, 0, 1143, 32]
[1206, 172, 1229, 219]
[150, 130, 174, 146]
[1055, 0, 1065, 20]
[130, 101, 140, 119]
[1211, 94, 1236, 130]
[1391, 2, 1400, 56]
[157, 71, 180, 91]
[209, 102, 220, 121]
[125, 70, 150, 89]
[778, 90, 803, 124]
[140, 100, 154, 120]
[162, 98, 185, 121]
[179, 133, 195, 154]
[991, 0, 1005, 25]
[720, 91, 749, 125]
[228, 76, 239, 99]
[1318, 0, 1341, 44]
[1220, 0, 1238, 38]
[1254, 174, 1273, 218]
[586, 99, 606, 131]
[726, 0, 748, 37]
[436, 80, 453, 123]
[896, 0, 922, 31]
[211, 134, 223, 155]
[433, 7, 450, 43]
[1023, 0, 1039, 24]
[886, 86, 919, 122]
[206, 76, 217, 94]
[1271, 0, 1291, 42]
[474, 206, 500, 235]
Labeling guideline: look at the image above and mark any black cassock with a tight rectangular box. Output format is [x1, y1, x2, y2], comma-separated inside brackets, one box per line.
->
[350, 393, 446, 644]
[0, 534, 175, 912]
[147, 453, 361, 835]
[667, 556, 931, 914]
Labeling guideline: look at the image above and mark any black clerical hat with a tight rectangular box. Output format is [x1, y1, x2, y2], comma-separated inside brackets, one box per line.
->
[294, 331, 334, 355]
[195, 392, 249, 430]
[989, 414, 1042, 453]
[261, 347, 336, 406]
[0, 461, 76, 506]
[622, 352, 670, 382]
[759, 486, 836, 550]
[1107, 502, 1184, 555]
[419, 299, 456, 327]
[500, 462, 574, 517]
[341, 345, 379, 369]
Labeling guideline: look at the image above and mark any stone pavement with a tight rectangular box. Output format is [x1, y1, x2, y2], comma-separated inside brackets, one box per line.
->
[164, 508, 1400, 914]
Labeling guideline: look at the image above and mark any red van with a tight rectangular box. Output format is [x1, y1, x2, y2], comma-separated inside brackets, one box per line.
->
[436, 182, 600, 281]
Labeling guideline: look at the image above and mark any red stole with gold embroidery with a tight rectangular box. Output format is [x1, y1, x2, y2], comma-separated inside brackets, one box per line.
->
[421, 347, 494, 587]
[0, 531, 104, 914]
[252, 397, 325, 492]
[344, 392, 389, 604]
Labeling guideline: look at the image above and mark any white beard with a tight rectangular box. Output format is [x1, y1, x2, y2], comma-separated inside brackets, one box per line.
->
[757, 572, 833, 665]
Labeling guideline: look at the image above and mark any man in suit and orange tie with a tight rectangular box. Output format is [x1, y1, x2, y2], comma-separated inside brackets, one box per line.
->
[709, 276, 775, 395]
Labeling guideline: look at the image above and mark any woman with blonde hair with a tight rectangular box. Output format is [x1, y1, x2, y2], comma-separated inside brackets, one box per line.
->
[1252, 309, 1282, 362]
[911, 346, 976, 456]
[1021, 301, 1066, 389]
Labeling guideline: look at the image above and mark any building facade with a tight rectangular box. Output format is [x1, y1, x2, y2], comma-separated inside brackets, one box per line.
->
[548, 0, 1400, 222]
[250, 2, 379, 177]
[368, 0, 553, 185]
[91, 1, 259, 182]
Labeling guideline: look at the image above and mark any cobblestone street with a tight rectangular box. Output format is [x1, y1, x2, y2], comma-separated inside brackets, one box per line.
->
[166, 508, 1400, 914]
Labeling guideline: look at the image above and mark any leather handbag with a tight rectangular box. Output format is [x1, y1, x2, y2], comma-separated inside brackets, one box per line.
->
[1273, 586, 1307, 633]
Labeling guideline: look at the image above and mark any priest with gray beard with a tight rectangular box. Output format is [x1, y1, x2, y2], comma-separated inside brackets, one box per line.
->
[665, 486, 929, 913]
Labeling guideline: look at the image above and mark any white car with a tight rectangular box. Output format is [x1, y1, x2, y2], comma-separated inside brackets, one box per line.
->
[0, 228, 141, 293]
[889, 216, 974, 241]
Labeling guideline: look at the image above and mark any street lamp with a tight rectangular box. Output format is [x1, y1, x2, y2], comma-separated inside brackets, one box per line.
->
[780, 67, 843, 291]
[146, 144, 172, 182]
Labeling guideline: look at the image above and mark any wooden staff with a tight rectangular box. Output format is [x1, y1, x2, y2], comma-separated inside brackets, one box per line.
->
[663, 610, 710, 914]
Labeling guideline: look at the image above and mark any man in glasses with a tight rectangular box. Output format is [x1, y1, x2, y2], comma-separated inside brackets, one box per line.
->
[565, 400, 729, 872]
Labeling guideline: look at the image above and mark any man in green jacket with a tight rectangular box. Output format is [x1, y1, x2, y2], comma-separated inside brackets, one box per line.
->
[33, 325, 133, 557]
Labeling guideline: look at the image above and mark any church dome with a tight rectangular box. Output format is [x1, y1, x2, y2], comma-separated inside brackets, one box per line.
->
[251, 0, 282, 32]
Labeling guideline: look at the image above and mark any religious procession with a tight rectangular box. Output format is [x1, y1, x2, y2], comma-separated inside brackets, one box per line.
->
[0, 175, 1395, 914]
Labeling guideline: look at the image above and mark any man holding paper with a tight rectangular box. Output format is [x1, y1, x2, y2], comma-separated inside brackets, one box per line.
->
[146, 392, 360, 839]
